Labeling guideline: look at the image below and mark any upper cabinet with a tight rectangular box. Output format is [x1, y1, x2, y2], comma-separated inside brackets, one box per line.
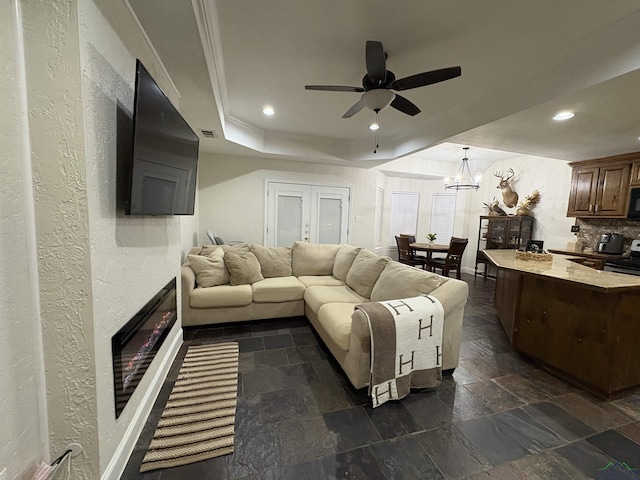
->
[631, 162, 640, 187]
[567, 152, 640, 218]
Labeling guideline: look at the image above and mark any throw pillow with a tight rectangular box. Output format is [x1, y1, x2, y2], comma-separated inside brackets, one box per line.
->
[370, 260, 442, 302]
[199, 244, 220, 256]
[333, 244, 362, 281]
[346, 249, 390, 298]
[250, 244, 292, 277]
[200, 243, 251, 256]
[187, 249, 229, 287]
[291, 241, 341, 276]
[224, 251, 264, 285]
[220, 243, 251, 254]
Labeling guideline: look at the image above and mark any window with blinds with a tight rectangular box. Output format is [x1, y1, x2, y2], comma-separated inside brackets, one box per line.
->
[374, 187, 384, 249]
[389, 192, 420, 245]
[430, 193, 457, 244]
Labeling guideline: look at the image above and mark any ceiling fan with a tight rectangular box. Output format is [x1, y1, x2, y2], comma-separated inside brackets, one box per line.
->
[305, 40, 461, 118]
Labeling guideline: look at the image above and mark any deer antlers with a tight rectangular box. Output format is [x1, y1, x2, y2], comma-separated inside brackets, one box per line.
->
[494, 168, 515, 184]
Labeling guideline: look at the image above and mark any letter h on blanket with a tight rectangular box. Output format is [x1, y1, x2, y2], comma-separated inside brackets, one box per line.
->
[355, 295, 444, 407]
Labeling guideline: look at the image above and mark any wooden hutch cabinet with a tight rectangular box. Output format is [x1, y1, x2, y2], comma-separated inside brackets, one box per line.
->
[475, 215, 534, 276]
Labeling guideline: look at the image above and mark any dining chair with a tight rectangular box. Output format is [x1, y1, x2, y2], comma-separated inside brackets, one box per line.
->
[398, 233, 427, 259]
[399, 233, 416, 243]
[430, 237, 469, 279]
[395, 236, 428, 270]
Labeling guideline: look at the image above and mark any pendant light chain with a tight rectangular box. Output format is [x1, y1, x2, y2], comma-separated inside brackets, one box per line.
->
[373, 111, 380, 154]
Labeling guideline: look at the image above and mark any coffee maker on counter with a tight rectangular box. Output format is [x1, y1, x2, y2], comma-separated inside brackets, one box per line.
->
[596, 233, 625, 254]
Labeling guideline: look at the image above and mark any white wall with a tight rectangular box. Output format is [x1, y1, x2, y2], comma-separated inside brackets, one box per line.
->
[79, 0, 196, 475]
[461, 154, 575, 272]
[0, 2, 48, 479]
[197, 153, 380, 250]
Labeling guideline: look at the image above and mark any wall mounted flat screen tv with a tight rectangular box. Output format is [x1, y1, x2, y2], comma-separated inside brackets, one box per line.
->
[126, 60, 199, 215]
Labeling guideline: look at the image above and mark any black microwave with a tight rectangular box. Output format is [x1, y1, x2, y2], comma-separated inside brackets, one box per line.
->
[629, 188, 640, 218]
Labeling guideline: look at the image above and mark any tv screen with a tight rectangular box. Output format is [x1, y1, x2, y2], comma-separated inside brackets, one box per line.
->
[126, 60, 199, 215]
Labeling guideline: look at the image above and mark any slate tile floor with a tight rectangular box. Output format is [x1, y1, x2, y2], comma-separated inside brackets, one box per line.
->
[122, 274, 640, 479]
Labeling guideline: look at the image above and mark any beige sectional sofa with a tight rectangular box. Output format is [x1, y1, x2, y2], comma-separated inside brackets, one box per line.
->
[181, 241, 469, 389]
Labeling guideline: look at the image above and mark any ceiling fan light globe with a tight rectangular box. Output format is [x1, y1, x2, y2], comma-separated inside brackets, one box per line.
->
[363, 89, 396, 112]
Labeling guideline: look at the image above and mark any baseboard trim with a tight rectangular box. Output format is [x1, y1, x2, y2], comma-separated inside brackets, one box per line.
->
[101, 328, 183, 480]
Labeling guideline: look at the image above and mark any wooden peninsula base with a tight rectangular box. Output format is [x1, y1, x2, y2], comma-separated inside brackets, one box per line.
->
[484, 249, 640, 400]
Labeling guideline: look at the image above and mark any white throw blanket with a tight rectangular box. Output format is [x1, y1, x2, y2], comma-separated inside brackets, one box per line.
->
[354, 294, 444, 407]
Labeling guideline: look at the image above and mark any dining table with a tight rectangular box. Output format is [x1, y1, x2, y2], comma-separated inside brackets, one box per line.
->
[409, 242, 450, 265]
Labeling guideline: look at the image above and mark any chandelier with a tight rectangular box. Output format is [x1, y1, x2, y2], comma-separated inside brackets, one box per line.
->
[444, 147, 482, 190]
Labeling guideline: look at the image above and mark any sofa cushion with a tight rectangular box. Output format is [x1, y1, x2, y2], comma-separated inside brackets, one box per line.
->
[317, 303, 358, 352]
[252, 276, 306, 303]
[297, 276, 345, 288]
[250, 245, 293, 278]
[370, 260, 443, 302]
[304, 285, 367, 315]
[333, 244, 362, 282]
[224, 252, 264, 285]
[190, 284, 252, 308]
[187, 250, 229, 287]
[291, 241, 340, 276]
[345, 249, 390, 298]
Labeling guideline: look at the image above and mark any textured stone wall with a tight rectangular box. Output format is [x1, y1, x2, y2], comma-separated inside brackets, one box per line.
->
[21, 0, 100, 478]
[78, 0, 188, 473]
[576, 218, 640, 252]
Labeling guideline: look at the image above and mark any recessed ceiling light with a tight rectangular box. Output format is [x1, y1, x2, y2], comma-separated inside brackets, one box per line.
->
[262, 106, 275, 116]
[553, 111, 575, 121]
[369, 123, 379, 131]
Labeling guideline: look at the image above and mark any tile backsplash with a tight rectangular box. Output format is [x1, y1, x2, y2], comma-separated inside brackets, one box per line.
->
[576, 218, 640, 252]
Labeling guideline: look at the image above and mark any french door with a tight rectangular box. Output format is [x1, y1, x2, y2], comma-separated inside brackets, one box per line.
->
[265, 182, 350, 247]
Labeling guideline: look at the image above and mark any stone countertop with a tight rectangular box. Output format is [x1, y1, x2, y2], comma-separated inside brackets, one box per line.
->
[482, 249, 640, 292]
[547, 248, 627, 260]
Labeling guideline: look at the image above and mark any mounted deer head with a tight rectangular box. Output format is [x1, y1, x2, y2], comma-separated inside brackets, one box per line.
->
[494, 169, 519, 208]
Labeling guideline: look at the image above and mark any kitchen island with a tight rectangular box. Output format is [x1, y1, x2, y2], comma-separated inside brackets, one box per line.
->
[483, 249, 640, 400]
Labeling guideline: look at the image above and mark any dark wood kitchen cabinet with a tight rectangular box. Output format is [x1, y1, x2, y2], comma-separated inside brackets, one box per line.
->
[567, 163, 629, 217]
[566, 152, 640, 218]
[631, 161, 640, 186]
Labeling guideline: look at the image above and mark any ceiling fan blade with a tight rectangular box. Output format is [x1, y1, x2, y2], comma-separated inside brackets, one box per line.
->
[365, 40, 386, 85]
[305, 85, 365, 92]
[390, 94, 421, 116]
[392, 66, 462, 91]
[342, 99, 366, 118]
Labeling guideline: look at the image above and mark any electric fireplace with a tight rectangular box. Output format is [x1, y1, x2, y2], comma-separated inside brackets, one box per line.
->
[112, 278, 177, 418]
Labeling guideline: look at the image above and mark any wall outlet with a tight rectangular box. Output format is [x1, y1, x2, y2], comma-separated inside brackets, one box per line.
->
[0, 467, 7, 480]
[571, 225, 580, 233]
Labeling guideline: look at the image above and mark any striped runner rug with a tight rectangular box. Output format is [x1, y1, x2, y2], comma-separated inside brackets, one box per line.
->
[140, 342, 239, 472]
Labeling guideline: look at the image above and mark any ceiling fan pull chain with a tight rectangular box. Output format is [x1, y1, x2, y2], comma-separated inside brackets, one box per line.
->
[373, 111, 380, 154]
